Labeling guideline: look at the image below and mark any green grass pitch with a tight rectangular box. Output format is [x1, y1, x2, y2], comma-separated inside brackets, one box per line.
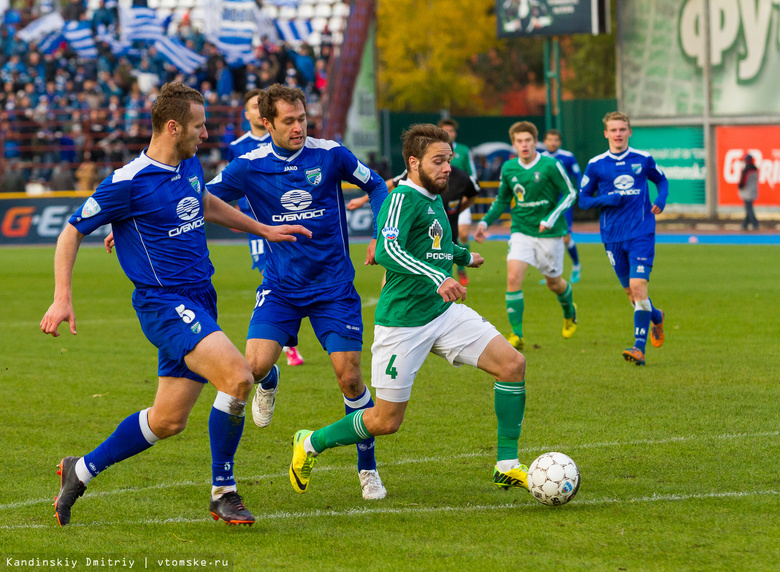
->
[0, 240, 778, 571]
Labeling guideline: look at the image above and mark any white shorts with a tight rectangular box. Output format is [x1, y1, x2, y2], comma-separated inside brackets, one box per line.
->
[507, 232, 564, 278]
[371, 303, 501, 403]
[457, 207, 472, 226]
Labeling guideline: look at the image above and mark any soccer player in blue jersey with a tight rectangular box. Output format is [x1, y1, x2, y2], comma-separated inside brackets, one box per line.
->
[207, 84, 390, 500]
[542, 129, 583, 283]
[230, 89, 304, 367]
[579, 111, 668, 366]
[40, 83, 311, 526]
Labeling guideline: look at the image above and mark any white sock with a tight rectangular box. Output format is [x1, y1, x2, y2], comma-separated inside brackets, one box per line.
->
[211, 485, 237, 500]
[496, 459, 520, 472]
[75, 457, 94, 485]
[303, 433, 319, 456]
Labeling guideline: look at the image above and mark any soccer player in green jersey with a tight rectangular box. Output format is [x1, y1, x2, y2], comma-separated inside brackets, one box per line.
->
[474, 121, 577, 350]
[438, 119, 477, 287]
[289, 124, 531, 496]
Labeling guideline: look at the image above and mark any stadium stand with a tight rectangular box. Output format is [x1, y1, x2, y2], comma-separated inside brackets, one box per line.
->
[0, 0, 354, 192]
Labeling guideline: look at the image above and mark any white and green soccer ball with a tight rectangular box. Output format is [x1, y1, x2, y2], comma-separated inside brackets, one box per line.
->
[528, 452, 580, 506]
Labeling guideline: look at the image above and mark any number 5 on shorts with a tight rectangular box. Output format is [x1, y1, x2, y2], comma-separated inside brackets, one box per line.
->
[385, 354, 398, 380]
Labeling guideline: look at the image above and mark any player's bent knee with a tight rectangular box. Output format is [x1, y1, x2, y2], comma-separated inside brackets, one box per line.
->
[499, 351, 526, 384]
[152, 416, 189, 439]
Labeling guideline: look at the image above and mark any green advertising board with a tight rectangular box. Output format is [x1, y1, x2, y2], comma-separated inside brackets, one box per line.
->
[620, 0, 780, 116]
[630, 126, 705, 205]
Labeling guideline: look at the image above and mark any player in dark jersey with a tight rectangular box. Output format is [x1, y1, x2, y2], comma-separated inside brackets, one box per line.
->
[208, 84, 390, 500]
[41, 83, 310, 526]
[579, 111, 669, 366]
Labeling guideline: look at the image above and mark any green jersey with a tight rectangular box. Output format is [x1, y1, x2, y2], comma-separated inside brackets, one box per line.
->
[451, 142, 476, 177]
[375, 181, 472, 327]
[481, 153, 576, 238]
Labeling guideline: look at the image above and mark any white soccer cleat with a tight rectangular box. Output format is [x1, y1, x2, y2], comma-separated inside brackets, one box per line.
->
[359, 469, 387, 500]
[252, 365, 279, 428]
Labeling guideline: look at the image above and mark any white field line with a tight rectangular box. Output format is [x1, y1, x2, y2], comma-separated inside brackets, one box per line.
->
[2, 430, 776, 513]
[1, 490, 776, 530]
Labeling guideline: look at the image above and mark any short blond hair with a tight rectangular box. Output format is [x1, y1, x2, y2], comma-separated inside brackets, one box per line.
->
[603, 111, 631, 129]
[508, 121, 538, 142]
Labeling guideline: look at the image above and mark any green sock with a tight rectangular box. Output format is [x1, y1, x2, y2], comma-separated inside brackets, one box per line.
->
[457, 240, 470, 272]
[310, 410, 372, 453]
[505, 290, 524, 337]
[494, 381, 526, 462]
[556, 282, 575, 319]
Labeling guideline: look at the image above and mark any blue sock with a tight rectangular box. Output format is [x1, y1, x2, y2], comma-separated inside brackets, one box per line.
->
[345, 387, 376, 471]
[649, 299, 663, 324]
[259, 364, 278, 390]
[82, 409, 158, 477]
[567, 240, 580, 266]
[634, 309, 652, 352]
[209, 392, 246, 487]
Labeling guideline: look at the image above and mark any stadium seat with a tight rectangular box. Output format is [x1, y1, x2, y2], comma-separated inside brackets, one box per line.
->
[328, 16, 344, 32]
[147, 0, 161, 8]
[279, 6, 297, 19]
[307, 30, 322, 47]
[297, 4, 315, 19]
[332, 3, 350, 18]
[159, 0, 178, 9]
[310, 16, 328, 32]
[262, 5, 279, 18]
[314, 4, 332, 18]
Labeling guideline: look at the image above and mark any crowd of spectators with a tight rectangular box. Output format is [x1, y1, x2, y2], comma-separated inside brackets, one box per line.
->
[1, 0, 332, 192]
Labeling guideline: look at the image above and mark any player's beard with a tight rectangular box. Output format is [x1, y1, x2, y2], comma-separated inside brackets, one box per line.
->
[174, 128, 198, 160]
[419, 167, 449, 195]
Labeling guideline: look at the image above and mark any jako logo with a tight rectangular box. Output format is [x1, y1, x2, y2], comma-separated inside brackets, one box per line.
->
[281, 190, 312, 211]
[176, 197, 200, 221]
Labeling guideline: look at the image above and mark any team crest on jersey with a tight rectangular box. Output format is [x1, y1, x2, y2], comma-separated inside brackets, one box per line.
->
[513, 183, 525, 202]
[428, 220, 443, 250]
[534, 172, 541, 182]
[188, 175, 201, 194]
[81, 197, 101, 218]
[381, 226, 399, 240]
[305, 167, 322, 185]
[190, 321, 201, 334]
[631, 163, 642, 174]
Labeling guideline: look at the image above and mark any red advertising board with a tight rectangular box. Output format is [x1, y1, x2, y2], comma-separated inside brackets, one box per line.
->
[716, 125, 780, 206]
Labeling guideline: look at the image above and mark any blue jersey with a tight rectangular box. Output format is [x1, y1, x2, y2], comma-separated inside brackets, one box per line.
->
[579, 147, 669, 243]
[227, 130, 271, 162]
[207, 138, 388, 293]
[69, 151, 213, 288]
[541, 148, 581, 187]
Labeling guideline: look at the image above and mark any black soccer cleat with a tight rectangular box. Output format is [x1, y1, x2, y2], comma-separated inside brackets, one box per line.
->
[54, 456, 87, 526]
[209, 491, 255, 525]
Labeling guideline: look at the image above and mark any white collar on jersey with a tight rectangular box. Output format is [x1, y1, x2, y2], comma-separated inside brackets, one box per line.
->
[398, 178, 437, 200]
[517, 152, 541, 170]
[607, 147, 632, 161]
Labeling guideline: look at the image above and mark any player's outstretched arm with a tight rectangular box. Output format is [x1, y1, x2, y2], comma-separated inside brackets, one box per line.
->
[41, 224, 84, 337]
[202, 191, 312, 241]
[346, 194, 370, 211]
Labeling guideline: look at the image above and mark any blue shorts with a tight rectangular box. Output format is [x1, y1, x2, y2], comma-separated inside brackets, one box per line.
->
[248, 280, 363, 353]
[604, 234, 656, 288]
[132, 281, 221, 383]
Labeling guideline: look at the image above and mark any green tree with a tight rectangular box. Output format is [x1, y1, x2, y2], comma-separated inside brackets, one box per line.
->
[376, 0, 499, 113]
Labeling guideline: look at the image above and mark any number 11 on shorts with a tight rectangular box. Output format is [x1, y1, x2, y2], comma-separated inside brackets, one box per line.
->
[385, 354, 398, 380]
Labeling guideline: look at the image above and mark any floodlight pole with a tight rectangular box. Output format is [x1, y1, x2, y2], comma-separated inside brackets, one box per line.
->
[544, 37, 562, 135]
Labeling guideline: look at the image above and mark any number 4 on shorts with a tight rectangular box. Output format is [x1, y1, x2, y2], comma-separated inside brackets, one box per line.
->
[385, 354, 398, 380]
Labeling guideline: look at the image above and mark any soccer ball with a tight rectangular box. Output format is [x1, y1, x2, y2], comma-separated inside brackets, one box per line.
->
[527, 452, 580, 506]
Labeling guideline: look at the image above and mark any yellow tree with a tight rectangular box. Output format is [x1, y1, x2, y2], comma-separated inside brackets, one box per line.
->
[376, 0, 500, 113]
